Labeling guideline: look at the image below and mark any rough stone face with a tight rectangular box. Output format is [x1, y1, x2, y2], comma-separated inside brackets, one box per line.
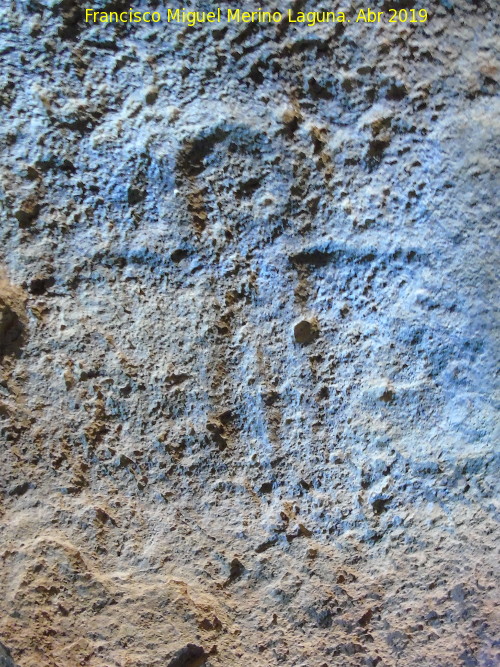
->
[0, 1, 499, 666]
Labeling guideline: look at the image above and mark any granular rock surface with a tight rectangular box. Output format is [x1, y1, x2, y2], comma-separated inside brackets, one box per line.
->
[0, 1, 499, 666]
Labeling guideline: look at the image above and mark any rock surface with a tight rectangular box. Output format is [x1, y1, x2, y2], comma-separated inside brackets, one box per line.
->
[0, 642, 16, 667]
[0, 1, 499, 666]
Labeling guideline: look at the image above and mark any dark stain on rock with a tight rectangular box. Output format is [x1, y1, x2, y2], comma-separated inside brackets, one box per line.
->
[294, 320, 319, 345]
[166, 643, 207, 667]
[0, 284, 25, 360]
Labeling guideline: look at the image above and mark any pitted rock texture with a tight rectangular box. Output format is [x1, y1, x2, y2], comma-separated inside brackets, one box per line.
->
[0, 1, 499, 666]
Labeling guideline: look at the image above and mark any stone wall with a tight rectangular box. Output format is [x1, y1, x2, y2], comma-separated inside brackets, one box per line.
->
[0, 2, 498, 665]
